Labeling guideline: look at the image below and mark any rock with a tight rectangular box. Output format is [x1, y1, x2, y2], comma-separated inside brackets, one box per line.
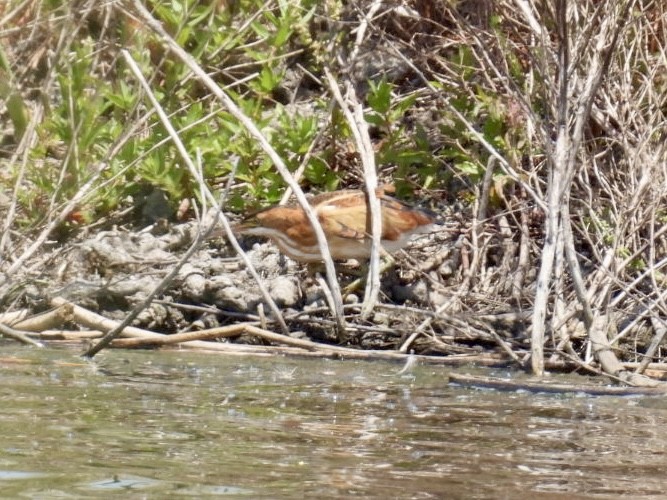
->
[248, 243, 285, 274]
[178, 263, 207, 301]
[208, 275, 261, 312]
[135, 303, 168, 329]
[268, 276, 301, 308]
[344, 293, 360, 304]
[107, 275, 161, 300]
[212, 285, 260, 312]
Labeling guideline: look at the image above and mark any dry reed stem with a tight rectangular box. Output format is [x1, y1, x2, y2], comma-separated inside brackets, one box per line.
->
[1, 0, 665, 378]
[323, 69, 382, 319]
[108, 49, 288, 341]
[129, 0, 347, 339]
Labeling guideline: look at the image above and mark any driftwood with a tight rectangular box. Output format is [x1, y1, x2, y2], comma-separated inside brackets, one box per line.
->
[0, 322, 43, 347]
[33, 330, 105, 340]
[587, 316, 662, 387]
[0, 309, 30, 325]
[9, 305, 73, 332]
[41, 297, 515, 365]
[449, 373, 667, 395]
[110, 323, 350, 352]
[3, 296, 666, 387]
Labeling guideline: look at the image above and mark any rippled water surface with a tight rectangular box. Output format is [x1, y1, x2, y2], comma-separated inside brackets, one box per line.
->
[1, 343, 666, 498]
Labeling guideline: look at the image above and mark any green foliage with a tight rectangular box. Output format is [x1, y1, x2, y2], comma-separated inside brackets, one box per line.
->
[364, 78, 434, 195]
[0, 43, 29, 140]
[430, 47, 533, 202]
[5, 0, 340, 229]
[7, 0, 531, 229]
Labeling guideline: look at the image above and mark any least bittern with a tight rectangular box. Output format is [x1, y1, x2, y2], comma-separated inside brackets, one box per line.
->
[233, 187, 435, 264]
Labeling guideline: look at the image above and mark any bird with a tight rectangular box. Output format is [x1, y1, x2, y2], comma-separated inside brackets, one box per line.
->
[233, 186, 436, 263]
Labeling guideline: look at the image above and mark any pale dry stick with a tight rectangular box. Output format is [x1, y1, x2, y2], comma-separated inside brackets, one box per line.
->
[82, 214, 220, 357]
[449, 372, 666, 395]
[341, 4, 423, 316]
[512, 1, 548, 41]
[511, 207, 531, 303]
[625, 362, 667, 374]
[477, 157, 495, 232]
[530, 0, 569, 376]
[552, 189, 569, 338]
[483, 324, 524, 366]
[316, 273, 340, 324]
[466, 156, 495, 287]
[497, 214, 517, 293]
[348, 0, 383, 61]
[635, 316, 667, 375]
[119, 49, 288, 338]
[2, 0, 100, 272]
[48, 297, 274, 356]
[383, 40, 547, 213]
[323, 69, 382, 319]
[49, 298, 471, 363]
[0, 310, 30, 325]
[562, 203, 594, 330]
[257, 303, 267, 331]
[0, 323, 43, 347]
[9, 305, 72, 332]
[129, 0, 347, 338]
[110, 323, 358, 353]
[32, 330, 104, 340]
[609, 281, 667, 347]
[398, 156, 494, 353]
[588, 314, 661, 387]
[45, 299, 280, 357]
[0, 0, 33, 27]
[52, 296, 180, 340]
[532, 1, 634, 376]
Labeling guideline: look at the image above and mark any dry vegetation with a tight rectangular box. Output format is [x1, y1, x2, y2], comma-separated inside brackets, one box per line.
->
[0, 0, 665, 385]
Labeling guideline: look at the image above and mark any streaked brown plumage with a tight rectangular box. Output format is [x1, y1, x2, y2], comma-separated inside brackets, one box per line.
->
[233, 188, 435, 263]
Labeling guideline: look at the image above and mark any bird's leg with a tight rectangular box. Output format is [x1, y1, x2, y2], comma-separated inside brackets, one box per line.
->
[342, 253, 395, 296]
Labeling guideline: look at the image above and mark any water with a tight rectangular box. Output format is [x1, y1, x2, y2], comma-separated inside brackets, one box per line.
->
[1, 344, 666, 498]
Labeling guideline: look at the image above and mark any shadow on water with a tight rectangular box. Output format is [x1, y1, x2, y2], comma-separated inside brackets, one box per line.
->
[1, 344, 666, 498]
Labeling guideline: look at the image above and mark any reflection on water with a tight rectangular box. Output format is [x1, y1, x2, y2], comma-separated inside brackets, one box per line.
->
[1, 343, 666, 498]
